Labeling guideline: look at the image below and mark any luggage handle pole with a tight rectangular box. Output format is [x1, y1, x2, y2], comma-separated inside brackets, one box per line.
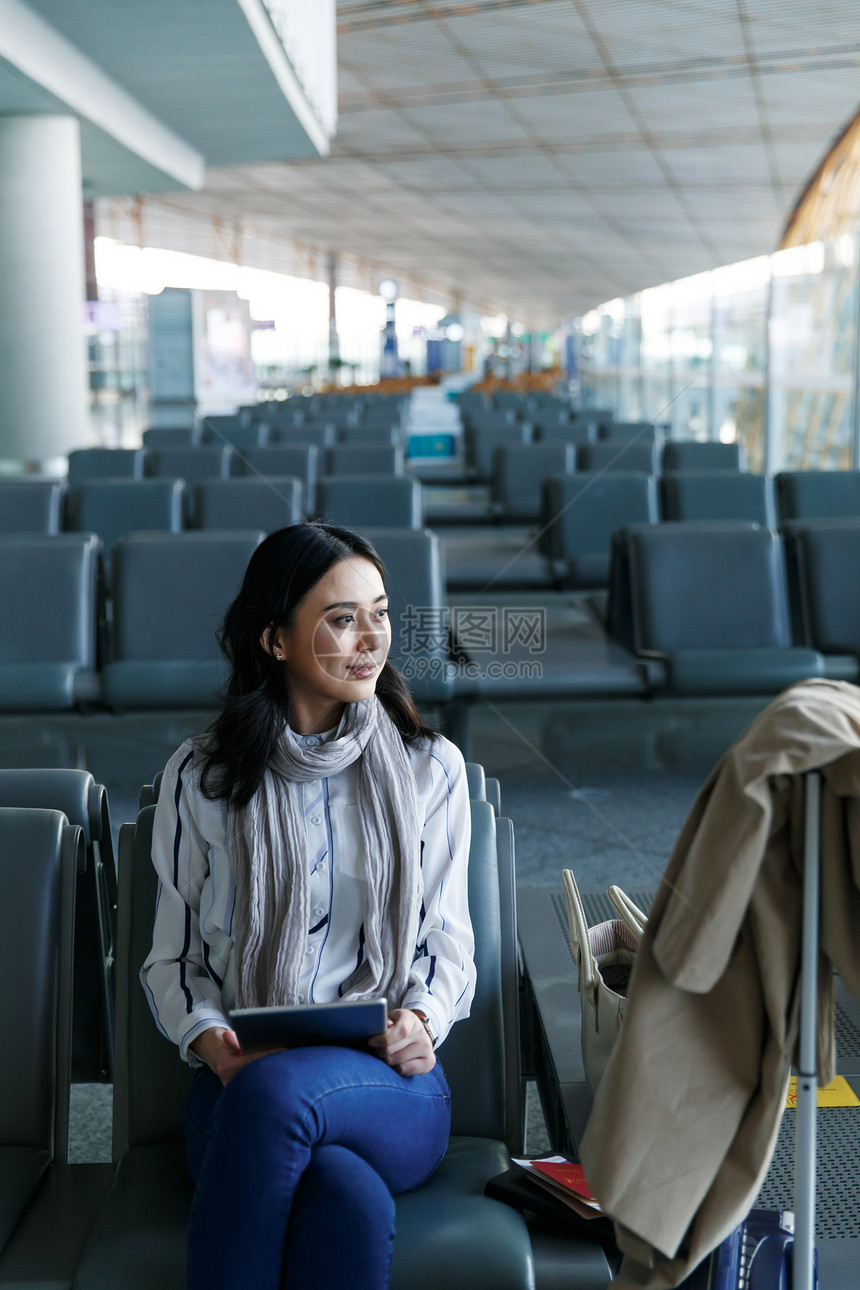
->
[794, 770, 821, 1290]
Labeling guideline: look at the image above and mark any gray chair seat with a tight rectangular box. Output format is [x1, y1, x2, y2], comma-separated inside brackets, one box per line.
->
[192, 476, 304, 530]
[492, 443, 576, 522]
[0, 808, 80, 1256]
[145, 446, 235, 481]
[390, 1138, 534, 1290]
[70, 1144, 193, 1290]
[102, 531, 263, 710]
[239, 444, 319, 513]
[785, 520, 860, 680]
[68, 449, 146, 486]
[0, 534, 99, 712]
[540, 472, 658, 586]
[316, 475, 422, 528]
[362, 528, 453, 705]
[625, 525, 826, 695]
[327, 443, 405, 474]
[68, 479, 184, 549]
[142, 429, 197, 449]
[0, 769, 117, 1082]
[599, 421, 658, 446]
[775, 469, 860, 522]
[577, 442, 658, 474]
[0, 1148, 53, 1251]
[0, 479, 65, 534]
[662, 441, 747, 472]
[469, 425, 532, 479]
[660, 470, 774, 525]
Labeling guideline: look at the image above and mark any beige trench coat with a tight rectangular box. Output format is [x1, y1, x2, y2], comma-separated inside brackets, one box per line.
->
[580, 679, 860, 1288]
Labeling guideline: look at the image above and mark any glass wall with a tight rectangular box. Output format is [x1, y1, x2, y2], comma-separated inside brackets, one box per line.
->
[575, 234, 860, 473]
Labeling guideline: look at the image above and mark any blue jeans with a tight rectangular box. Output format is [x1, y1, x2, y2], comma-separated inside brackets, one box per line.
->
[185, 1046, 451, 1290]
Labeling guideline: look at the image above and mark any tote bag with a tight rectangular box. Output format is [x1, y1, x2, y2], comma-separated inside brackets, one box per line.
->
[562, 869, 646, 1093]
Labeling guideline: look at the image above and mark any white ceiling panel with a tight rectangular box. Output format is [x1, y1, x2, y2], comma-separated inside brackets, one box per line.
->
[579, 0, 745, 66]
[125, 0, 860, 321]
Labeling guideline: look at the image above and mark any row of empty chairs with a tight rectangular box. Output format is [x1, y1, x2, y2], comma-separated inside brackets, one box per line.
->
[538, 469, 860, 585]
[0, 527, 451, 713]
[143, 418, 405, 449]
[6, 518, 860, 718]
[472, 431, 745, 484]
[66, 441, 404, 486]
[0, 473, 423, 544]
[603, 521, 860, 695]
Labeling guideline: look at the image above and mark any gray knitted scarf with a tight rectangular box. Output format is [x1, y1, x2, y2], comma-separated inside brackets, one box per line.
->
[229, 695, 422, 1010]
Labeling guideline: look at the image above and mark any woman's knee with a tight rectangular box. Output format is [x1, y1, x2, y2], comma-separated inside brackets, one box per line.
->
[215, 1051, 313, 1139]
[297, 1145, 395, 1234]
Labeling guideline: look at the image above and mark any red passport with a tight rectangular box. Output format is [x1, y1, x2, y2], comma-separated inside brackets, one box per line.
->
[530, 1161, 596, 1202]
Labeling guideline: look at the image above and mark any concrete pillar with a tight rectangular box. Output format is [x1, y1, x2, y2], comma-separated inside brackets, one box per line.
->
[0, 115, 89, 467]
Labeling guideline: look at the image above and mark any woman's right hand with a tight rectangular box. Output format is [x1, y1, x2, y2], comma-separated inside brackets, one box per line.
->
[190, 1026, 280, 1085]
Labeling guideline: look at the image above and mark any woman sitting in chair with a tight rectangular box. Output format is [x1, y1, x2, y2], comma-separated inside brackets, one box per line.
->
[143, 522, 475, 1290]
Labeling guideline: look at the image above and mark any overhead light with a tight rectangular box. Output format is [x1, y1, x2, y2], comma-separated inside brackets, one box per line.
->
[446, 323, 465, 342]
[378, 278, 399, 301]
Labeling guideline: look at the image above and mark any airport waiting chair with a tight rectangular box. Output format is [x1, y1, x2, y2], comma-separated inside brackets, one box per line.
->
[599, 422, 658, 446]
[540, 472, 658, 587]
[145, 446, 236, 482]
[0, 479, 66, 534]
[68, 448, 147, 486]
[316, 475, 423, 529]
[239, 444, 320, 515]
[141, 428, 197, 449]
[534, 421, 596, 446]
[0, 807, 79, 1249]
[662, 441, 748, 472]
[327, 444, 405, 476]
[468, 424, 532, 479]
[0, 808, 118, 1289]
[269, 422, 336, 450]
[577, 441, 659, 474]
[69, 794, 597, 1290]
[198, 420, 270, 449]
[0, 533, 100, 711]
[784, 520, 860, 683]
[775, 469, 860, 522]
[192, 476, 304, 531]
[337, 423, 403, 446]
[623, 525, 825, 694]
[101, 530, 264, 710]
[492, 442, 576, 522]
[0, 769, 117, 1082]
[362, 527, 454, 711]
[68, 479, 185, 550]
[660, 471, 775, 526]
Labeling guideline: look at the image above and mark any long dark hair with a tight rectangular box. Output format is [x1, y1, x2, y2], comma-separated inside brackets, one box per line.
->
[197, 521, 437, 806]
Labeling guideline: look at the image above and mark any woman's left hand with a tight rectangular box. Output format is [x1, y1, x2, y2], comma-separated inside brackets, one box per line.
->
[368, 1008, 436, 1076]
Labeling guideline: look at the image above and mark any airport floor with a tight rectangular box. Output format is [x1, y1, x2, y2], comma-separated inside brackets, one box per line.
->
[3, 688, 771, 1165]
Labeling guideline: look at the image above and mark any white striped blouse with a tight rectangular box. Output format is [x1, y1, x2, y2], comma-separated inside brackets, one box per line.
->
[141, 727, 475, 1064]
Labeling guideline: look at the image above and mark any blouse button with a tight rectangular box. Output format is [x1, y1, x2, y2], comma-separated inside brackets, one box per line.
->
[314, 906, 324, 917]
[298, 994, 305, 1003]
[306, 737, 319, 746]
[305, 947, 314, 957]
[310, 815, 322, 826]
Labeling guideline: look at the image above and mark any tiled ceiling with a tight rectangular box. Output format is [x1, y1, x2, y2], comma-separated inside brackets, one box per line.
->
[156, 0, 860, 326]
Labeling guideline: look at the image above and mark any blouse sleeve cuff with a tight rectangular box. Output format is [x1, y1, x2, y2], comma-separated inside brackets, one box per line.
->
[402, 996, 447, 1048]
[179, 1010, 232, 1066]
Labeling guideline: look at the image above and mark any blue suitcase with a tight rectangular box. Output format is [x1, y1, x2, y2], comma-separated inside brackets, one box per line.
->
[708, 1207, 817, 1289]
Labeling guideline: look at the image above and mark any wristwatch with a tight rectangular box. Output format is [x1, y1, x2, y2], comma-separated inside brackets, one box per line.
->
[411, 1009, 437, 1048]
